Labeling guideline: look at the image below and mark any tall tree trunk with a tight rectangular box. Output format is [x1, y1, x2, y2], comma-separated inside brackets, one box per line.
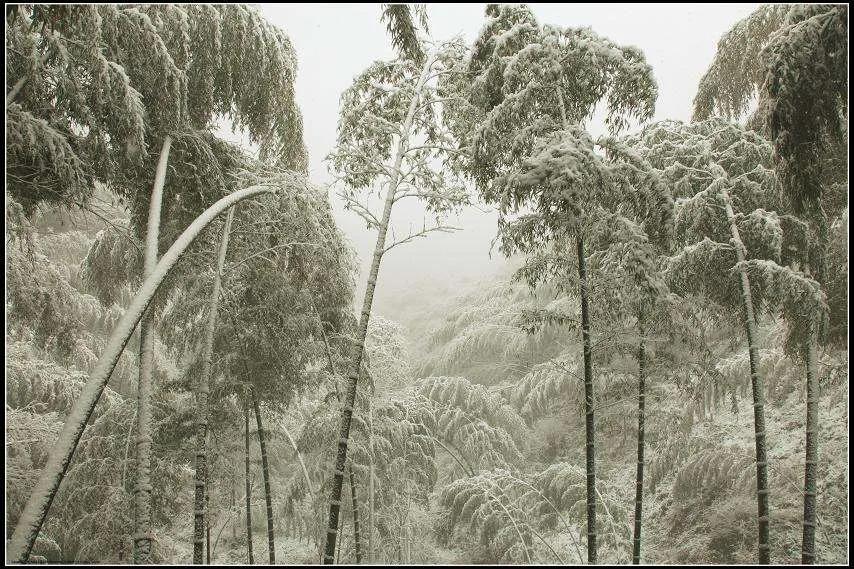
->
[632, 318, 647, 565]
[723, 189, 771, 564]
[245, 396, 254, 565]
[206, 494, 211, 564]
[801, 330, 820, 564]
[800, 205, 826, 565]
[335, 512, 345, 564]
[7, 186, 274, 563]
[348, 465, 363, 563]
[193, 206, 236, 564]
[576, 237, 597, 564]
[232, 471, 237, 540]
[134, 134, 171, 564]
[251, 390, 276, 564]
[322, 52, 434, 564]
[368, 401, 375, 564]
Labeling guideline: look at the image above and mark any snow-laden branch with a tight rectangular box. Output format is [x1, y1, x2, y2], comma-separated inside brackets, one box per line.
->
[7, 184, 277, 563]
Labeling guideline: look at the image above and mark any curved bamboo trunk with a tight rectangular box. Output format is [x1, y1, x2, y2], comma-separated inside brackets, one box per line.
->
[245, 396, 254, 565]
[7, 186, 274, 563]
[801, 332, 819, 564]
[134, 135, 172, 564]
[576, 237, 597, 564]
[631, 320, 647, 565]
[723, 189, 771, 564]
[348, 466, 363, 563]
[277, 419, 315, 497]
[322, 53, 434, 564]
[193, 206, 235, 564]
[251, 391, 276, 564]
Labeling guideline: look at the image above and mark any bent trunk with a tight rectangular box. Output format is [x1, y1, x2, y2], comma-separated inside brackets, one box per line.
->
[134, 134, 172, 564]
[7, 185, 274, 563]
[724, 189, 770, 564]
[322, 53, 434, 564]
[278, 419, 315, 497]
[632, 318, 647, 564]
[576, 237, 597, 564]
[251, 391, 276, 564]
[194, 206, 236, 564]
[801, 331, 820, 563]
[245, 396, 254, 565]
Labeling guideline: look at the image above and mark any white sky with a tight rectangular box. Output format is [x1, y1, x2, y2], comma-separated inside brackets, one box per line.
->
[245, 3, 758, 315]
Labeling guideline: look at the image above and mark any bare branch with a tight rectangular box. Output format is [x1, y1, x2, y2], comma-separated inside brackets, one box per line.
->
[384, 223, 462, 254]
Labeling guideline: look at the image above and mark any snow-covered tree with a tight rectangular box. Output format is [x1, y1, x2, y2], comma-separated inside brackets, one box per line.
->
[628, 117, 830, 564]
[7, 182, 279, 563]
[321, 13, 470, 560]
[443, 6, 659, 561]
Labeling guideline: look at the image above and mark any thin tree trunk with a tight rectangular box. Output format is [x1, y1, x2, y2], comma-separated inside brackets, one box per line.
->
[800, 206, 826, 565]
[251, 390, 276, 564]
[245, 396, 254, 565]
[632, 319, 647, 565]
[348, 465, 363, 563]
[322, 52, 435, 564]
[194, 206, 236, 564]
[232, 471, 237, 540]
[335, 512, 345, 564]
[368, 401, 375, 564]
[206, 494, 211, 564]
[7, 186, 273, 564]
[801, 331, 819, 564]
[723, 189, 770, 564]
[134, 134, 171, 564]
[576, 237, 597, 564]
[278, 419, 315, 497]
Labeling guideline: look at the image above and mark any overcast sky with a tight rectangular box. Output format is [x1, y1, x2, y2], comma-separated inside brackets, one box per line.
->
[248, 3, 758, 314]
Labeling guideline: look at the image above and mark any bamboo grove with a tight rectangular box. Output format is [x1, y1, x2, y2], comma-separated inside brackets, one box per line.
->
[5, 3, 849, 566]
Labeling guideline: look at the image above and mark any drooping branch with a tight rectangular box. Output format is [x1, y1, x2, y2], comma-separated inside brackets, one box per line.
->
[7, 184, 276, 563]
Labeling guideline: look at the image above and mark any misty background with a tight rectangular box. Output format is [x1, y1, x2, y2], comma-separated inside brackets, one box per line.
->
[233, 3, 760, 321]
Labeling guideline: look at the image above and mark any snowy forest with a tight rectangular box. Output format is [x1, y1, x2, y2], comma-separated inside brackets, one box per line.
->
[4, 3, 849, 566]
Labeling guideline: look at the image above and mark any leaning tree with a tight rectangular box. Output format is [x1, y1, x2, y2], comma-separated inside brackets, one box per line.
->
[159, 170, 356, 563]
[6, 182, 284, 563]
[442, 4, 658, 562]
[6, 4, 308, 563]
[320, 11, 470, 559]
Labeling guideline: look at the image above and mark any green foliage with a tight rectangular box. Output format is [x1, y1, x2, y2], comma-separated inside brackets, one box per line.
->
[693, 5, 789, 121]
[328, 45, 469, 229]
[761, 5, 847, 215]
[80, 220, 143, 307]
[160, 170, 355, 413]
[7, 245, 94, 358]
[437, 470, 538, 563]
[449, 4, 657, 195]
[672, 447, 754, 503]
[824, 210, 848, 345]
[418, 282, 565, 384]
[380, 4, 429, 64]
[418, 376, 528, 469]
[6, 4, 307, 218]
[366, 316, 413, 391]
